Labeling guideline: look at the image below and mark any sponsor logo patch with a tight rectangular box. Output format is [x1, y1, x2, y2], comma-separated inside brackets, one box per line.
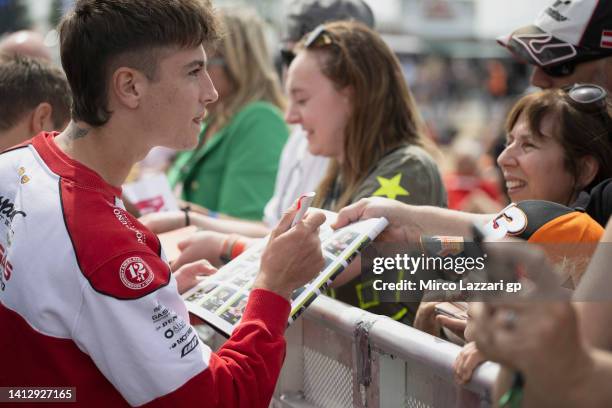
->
[484, 203, 528, 240]
[545, 0, 571, 22]
[119, 257, 154, 290]
[113, 208, 146, 244]
[514, 33, 577, 66]
[151, 302, 196, 357]
[181, 335, 199, 358]
[0, 196, 27, 225]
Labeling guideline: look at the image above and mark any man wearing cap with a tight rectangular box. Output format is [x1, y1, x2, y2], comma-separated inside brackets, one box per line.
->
[463, 3, 612, 401]
[497, 0, 612, 229]
[498, 0, 612, 91]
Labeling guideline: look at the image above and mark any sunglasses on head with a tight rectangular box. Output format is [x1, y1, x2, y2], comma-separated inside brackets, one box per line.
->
[304, 25, 335, 48]
[563, 83, 608, 113]
[563, 84, 612, 139]
[279, 25, 335, 68]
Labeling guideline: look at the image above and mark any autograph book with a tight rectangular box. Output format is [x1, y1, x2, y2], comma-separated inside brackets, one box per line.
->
[180, 210, 388, 337]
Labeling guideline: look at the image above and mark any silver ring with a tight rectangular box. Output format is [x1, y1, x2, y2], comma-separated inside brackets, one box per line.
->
[502, 310, 518, 330]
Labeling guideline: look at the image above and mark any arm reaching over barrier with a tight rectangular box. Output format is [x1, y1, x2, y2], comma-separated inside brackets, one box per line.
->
[332, 197, 490, 243]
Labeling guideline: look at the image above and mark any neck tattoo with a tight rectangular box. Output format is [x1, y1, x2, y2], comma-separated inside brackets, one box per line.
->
[69, 125, 89, 140]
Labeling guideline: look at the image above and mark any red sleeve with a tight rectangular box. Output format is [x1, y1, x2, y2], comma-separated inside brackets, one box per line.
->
[144, 288, 290, 408]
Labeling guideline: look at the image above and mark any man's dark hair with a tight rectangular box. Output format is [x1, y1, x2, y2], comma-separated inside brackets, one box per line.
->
[58, 0, 219, 127]
[0, 54, 71, 131]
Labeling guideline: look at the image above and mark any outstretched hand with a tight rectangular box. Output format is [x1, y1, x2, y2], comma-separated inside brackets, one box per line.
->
[332, 197, 418, 242]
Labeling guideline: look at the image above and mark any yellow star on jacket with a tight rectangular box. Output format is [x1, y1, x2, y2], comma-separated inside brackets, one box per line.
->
[372, 173, 410, 200]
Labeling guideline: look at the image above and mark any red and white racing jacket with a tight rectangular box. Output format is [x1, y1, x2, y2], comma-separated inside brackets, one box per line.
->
[0, 132, 288, 407]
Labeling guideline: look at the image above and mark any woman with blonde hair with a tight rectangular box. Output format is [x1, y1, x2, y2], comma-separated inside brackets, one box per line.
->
[166, 7, 288, 220]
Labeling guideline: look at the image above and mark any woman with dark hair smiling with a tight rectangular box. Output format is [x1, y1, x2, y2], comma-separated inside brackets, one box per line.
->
[335, 84, 612, 385]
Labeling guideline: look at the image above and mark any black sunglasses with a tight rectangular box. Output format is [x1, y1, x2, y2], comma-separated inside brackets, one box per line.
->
[541, 61, 577, 78]
[538, 52, 609, 78]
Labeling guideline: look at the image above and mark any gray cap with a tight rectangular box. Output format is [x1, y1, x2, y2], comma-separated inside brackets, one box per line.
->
[284, 0, 375, 42]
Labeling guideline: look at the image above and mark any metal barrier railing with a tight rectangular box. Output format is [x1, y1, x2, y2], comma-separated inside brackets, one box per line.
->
[269, 295, 500, 408]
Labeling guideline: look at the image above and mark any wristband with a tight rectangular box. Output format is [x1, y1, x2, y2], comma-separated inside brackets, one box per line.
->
[498, 372, 524, 408]
[230, 238, 246, 260]
[181, 206, 191, 227]
[220, 234, 239, 264]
